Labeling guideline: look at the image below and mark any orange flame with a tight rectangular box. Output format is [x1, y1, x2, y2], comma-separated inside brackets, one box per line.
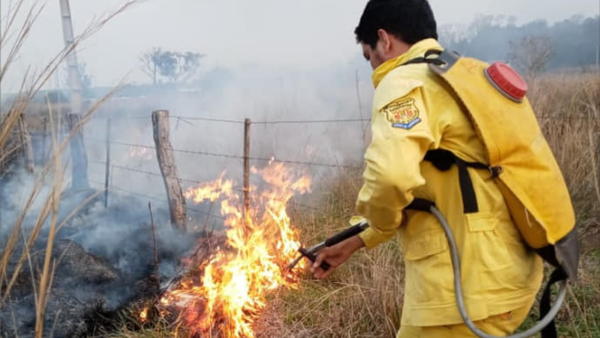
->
[184, 172, 234, 203]
[139, 307, 148, 323]
[162, 162, 310, 337]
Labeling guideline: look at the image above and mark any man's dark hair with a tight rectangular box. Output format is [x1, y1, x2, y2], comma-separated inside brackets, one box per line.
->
[355, 0, 438, 48]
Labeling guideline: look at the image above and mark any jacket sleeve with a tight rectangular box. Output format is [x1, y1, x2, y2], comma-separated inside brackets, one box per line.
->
[357, 87, 434, 249]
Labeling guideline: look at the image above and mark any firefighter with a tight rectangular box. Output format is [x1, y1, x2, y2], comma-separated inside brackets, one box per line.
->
[312, 0, 544, 337]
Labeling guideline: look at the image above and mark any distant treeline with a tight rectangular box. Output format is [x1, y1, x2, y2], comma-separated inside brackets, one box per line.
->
[439, 15, 600, 71]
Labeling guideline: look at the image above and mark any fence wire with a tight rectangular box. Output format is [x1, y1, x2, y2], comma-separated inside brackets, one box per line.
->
[100, 115, 373, 125]
[86, 138, 362, 170]
[89, 160, 245, 192]
[100, 114, 599, 124]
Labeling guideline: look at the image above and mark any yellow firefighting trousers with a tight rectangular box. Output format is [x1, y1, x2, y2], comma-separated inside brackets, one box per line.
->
[397, 295, 536, 338]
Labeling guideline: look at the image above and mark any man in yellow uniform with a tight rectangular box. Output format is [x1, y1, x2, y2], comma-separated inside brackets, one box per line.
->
[311, 0, 544, 337]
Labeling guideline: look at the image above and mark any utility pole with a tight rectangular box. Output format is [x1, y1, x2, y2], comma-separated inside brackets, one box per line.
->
[59, 0, 89, 190]
[59, 0, 84, 115]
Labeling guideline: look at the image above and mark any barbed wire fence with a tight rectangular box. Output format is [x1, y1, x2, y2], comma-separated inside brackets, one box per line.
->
[84, 111, 370, 230]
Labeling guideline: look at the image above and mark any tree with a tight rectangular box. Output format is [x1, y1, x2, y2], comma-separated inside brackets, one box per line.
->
[508, 35, 555, 80]
[158, 51, 203, 83]
[140, 48, 204, 85]
[140, 48, 163, 85]
[176, 51, 203, 82]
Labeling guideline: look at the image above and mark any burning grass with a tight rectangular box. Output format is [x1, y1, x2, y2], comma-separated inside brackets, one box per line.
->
[131, 163, 311, 337]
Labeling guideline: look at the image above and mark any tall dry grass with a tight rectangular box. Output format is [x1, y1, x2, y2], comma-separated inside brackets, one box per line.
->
[0, 1, 136, 337]
[531, 73, 600, 227]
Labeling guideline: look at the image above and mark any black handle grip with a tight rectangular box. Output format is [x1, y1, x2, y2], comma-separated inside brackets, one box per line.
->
[299, 247, 331, 271]
[324, 222, 368, 247]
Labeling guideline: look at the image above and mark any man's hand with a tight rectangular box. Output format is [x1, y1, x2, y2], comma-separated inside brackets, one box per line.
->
[311, 235, 366, 279]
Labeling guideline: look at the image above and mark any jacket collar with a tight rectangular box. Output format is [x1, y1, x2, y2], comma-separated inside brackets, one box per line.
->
[371, 38, 443, 88]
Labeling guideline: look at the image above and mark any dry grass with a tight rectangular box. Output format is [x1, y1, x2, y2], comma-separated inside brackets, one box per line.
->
[532, 73, 600, 225]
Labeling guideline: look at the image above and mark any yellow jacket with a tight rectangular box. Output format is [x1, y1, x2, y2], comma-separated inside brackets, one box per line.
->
[357, 39, 544, 327]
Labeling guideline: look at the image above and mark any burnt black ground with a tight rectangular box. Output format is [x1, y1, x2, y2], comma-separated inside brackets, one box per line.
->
[0, 187, 210, 338]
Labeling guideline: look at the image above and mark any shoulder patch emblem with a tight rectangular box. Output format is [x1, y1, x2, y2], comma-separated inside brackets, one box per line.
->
[382, 98, 421, 130]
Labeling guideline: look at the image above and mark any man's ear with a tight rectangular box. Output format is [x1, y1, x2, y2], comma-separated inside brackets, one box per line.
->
[377, 29, 391, 53]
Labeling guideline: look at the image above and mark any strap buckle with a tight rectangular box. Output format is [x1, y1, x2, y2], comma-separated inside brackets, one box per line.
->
[489, 166, 504, 178]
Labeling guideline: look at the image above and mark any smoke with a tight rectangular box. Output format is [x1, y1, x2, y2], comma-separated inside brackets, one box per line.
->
[0, 163, 204, 337]
[82, 61, 374, 203]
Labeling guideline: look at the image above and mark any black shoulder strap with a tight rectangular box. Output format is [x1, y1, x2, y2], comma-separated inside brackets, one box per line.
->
[401, 49, 444, 67]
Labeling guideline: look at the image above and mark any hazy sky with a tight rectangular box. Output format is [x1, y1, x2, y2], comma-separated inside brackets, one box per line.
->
[2, 0, 599, 89]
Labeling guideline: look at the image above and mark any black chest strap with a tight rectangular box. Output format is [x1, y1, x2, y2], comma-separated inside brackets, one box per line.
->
[423, 149, 502, 214]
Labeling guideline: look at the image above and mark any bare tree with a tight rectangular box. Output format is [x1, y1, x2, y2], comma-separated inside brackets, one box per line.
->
[508, 35, 555, 80]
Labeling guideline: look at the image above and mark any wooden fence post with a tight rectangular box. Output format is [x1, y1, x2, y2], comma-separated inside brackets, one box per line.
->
[152, 110, 187, 233]
[243, 118, 251, 217]
[18, 114, 34, 173]
[68, 114, 89, 190]
[104, 118, 111, 207]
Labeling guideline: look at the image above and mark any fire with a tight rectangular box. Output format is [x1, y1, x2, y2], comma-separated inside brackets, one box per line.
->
[139, 307, 148, 323]
[161, 162, 310, 337]
[184, 172, 233, 203]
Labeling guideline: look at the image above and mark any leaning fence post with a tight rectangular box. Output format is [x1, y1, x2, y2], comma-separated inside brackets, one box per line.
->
[152, 110, 187, 233]
[243, 118, 251, 217]
[104, 118, 111, 207]
[68, 114, 89, 190]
